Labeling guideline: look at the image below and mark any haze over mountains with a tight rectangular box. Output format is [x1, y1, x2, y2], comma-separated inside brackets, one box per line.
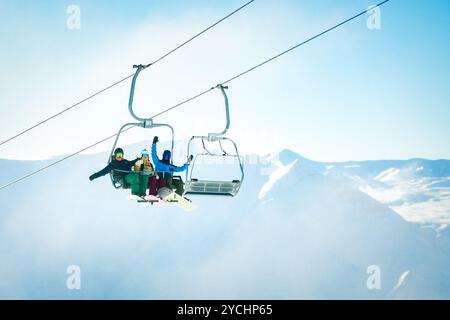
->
[0, 146, 449, 299]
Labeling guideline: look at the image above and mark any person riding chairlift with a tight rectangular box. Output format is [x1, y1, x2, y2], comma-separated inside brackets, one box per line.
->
[133, 148, 166, 197]
[133, 148, 153, 196]
[151, 136, 193, 196]
[89, 148, 147, 197]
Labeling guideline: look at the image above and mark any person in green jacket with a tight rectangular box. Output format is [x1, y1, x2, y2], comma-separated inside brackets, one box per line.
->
[89, 147, 147, 196]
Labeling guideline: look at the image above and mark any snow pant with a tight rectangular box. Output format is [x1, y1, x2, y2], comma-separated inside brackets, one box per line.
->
[165, 176, 184, 196]
[124, 173, 148, 196]
[149, 175, 167, 196]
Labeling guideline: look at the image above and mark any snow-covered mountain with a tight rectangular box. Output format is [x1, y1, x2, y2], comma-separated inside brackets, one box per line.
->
[0, 147, 449, 299]
[259, 149, 450, 226]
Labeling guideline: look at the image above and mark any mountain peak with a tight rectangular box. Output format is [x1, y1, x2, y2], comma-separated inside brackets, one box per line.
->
[277, 148, 317, 166]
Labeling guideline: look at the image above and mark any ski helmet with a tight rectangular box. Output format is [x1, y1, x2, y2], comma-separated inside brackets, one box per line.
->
[141, 149, 149, 158]
[114, 148, 124, 160]
[114, 148, 124, 155]
[162, 150, 171, 161]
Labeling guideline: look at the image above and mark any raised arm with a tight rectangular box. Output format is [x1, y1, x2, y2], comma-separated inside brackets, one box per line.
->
[151, 136, 160, 165]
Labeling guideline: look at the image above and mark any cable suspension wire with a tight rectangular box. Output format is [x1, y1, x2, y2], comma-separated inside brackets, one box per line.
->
[0, 74, 136, 148]
[0, 0, 256, 148]
[0, 127, 134, 191]
[150, 0, 256, 66]
[0, 0, 390, 191]
[152, 0, 390, 119]
[220, 0, 390, 85]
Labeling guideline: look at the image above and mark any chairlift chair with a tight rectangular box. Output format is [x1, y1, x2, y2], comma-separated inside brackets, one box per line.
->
[109, 64, 175, 189]
[184, 85, 244, 196]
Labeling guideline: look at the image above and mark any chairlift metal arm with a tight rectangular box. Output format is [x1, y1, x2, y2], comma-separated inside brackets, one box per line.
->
[128, 64, 175, 160]
[108, 122, 143, 163]
[129, 64, 152, 122]
[208, 85, 230, 140]
[186, 136, 195, 182]
[223, 137, 245, 184]
[185, 135, 244, 184]
[108, 122, 175, 163]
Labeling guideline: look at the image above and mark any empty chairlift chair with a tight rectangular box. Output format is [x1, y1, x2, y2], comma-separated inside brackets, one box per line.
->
[184, 85, 244, 197]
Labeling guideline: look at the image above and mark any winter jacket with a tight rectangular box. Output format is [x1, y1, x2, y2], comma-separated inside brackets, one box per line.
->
[151, 144, 189, 177]
[134, 157, 154, 172]
[90, 158, 139, 181]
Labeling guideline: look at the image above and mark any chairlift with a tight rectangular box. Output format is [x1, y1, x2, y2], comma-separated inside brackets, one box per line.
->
[109, 64, 175, 189]
[184, 85, 244, 196]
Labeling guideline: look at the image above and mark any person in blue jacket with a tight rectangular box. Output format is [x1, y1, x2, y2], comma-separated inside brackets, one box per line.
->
[152, 136, 193, 196]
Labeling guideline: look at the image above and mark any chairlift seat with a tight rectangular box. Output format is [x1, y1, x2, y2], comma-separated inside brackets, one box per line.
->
[184, 179, 241, 196]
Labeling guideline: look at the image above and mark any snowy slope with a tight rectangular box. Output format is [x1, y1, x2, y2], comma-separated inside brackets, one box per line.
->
[0, 147, 449, 299]
[320, 157, 450, 226]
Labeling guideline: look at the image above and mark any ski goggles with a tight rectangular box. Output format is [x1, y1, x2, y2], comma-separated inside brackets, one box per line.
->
[115, 153, 124, 159]
[163, 153, 171, 160]
[142, 153, 149, 158]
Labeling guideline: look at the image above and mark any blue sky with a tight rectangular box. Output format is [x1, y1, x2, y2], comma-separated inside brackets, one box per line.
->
[0, 0, 449, 161]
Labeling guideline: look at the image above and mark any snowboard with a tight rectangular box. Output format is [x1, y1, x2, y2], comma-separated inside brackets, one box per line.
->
[157, 187, 197, 212]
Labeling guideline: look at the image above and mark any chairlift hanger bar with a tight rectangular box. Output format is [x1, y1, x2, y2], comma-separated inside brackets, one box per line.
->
[128, 64, 153, 123]
[207, 85, 230, 141]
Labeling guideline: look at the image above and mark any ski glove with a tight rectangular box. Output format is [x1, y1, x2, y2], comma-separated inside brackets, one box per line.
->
[153, 136, 159, 144]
